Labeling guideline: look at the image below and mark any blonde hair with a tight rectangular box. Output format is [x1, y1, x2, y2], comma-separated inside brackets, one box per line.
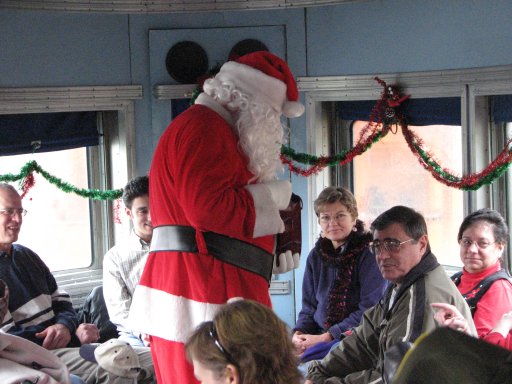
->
[314, 186, 358, 219]
[185, 300, 302, 384]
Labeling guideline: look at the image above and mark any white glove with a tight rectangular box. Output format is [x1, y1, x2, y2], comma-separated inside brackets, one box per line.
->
[264, 180, 292, 210]
[272, 250, 300, 274]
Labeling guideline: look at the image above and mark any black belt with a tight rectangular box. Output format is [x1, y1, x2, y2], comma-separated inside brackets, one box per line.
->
[150, 225, 273, 282]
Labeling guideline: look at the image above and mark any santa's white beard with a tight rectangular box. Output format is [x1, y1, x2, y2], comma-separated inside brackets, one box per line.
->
[235, 106, 286, 183]
[202, 78, 288, 182]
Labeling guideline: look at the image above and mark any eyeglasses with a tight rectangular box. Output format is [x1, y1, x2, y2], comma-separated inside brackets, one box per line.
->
[371, 238, 415, 254]
[208, 321, 235, 364]
[459, 238, 497, 250]
[0, 208, 27, 217]
[319, 213, 349, 225]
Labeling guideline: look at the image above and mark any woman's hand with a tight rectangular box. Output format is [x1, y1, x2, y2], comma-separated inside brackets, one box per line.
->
[431, 302, 470, 334]
[292, 331, 333, 354]
[493, 310, 512, 337]
[292, 331, 307, 355]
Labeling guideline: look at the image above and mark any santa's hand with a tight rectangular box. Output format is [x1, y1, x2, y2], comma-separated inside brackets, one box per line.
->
[264, 180, 292, 210]
[272, 250, 300, 274]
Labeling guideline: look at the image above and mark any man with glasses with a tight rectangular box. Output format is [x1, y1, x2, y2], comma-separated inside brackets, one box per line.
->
[0, 183, 155, 383]
[305, 205, 475, 384]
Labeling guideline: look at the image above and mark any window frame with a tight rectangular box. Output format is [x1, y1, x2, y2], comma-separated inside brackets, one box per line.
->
[0, 85, 141, 304]
[297, 64, 512, 268]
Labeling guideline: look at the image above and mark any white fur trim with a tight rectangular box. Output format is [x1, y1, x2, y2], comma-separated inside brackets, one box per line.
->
[194, 92, 235, 126]
[128, 286, 223, 343]
[264, 180, 292, 209]
[216, 61, 287, 114]
[283, 100, 305, 118]
[244, 183, 285, 237]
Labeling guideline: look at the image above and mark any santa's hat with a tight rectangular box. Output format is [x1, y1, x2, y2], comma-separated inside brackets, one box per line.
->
[215, 51, 305, 118]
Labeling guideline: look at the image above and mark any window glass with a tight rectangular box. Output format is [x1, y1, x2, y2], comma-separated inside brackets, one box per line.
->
[1, 148, 92, 271]
[351, 121, 464, 268]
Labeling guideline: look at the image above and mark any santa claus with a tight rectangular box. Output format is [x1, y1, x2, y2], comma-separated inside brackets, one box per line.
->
[129, 51, 304, 383]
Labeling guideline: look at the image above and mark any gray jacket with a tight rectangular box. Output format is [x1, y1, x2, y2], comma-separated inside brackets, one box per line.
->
[306, 252, 476, 384]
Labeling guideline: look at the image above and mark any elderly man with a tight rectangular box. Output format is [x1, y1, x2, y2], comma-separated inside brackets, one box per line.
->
[0, 183, 155, 383]
[305, 205, 476, 384]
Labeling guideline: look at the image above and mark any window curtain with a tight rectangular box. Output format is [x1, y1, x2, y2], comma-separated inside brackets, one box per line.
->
[171, 99, 192, 119]
[0, 111, 98, 156]
[338, 97, 461, 126]
[491, 95, 512, 123]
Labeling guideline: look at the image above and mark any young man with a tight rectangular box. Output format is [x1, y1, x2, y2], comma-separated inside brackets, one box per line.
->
[305, 205, 476, 384]
[103, 176, 152, 347]
[0, 183, 155, 383]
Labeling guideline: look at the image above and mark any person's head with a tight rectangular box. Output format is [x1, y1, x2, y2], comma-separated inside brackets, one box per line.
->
[122, 176, 152, 243]
[202, 51, 304, 183]
[185, 300, 302, 384]
[457, 208, 508, 273]
[0, 183, 25, 253]
[370, 206, 430, 284]
[314, 186, 358, 248]
[0, 183, 27, 252]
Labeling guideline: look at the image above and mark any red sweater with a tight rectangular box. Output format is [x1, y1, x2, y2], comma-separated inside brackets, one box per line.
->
[457, 262, 512, 348]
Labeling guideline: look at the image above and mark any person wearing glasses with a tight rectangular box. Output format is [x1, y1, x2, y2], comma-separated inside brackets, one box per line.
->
[292, 187, 387, 364]
[0, 183, 155, 383]
[185, 299, 302, 384]
[305, 205, 475, 384]
[433, 208, 512, 348]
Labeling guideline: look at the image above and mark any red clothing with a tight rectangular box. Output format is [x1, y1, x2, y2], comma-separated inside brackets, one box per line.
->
[130, 101, 282, 383]
[485, 331, 512, 350]
[457, 262, 512, 346]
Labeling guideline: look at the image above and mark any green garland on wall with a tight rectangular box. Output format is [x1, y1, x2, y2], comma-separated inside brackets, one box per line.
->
[2, 78, 511, 198]
[0, 160, 122, 200]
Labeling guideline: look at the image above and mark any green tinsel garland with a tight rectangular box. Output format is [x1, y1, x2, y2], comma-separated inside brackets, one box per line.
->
[0, 160, 122, 200]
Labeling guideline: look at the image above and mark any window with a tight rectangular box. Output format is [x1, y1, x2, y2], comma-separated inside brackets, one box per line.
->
[0, 85, 140, 305]
[298, 65, 512, 271]
[349, 121, 464, 268]
[2, 148, 94, 271]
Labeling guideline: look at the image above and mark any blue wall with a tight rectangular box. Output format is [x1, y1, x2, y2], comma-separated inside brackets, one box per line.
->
[1, 0, 512, 326]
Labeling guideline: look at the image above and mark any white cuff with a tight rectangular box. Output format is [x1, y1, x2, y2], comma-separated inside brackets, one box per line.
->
[245, 183, 285, 237]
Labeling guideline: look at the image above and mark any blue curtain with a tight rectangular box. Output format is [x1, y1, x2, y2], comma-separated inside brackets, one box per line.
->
[171, 99, 192, 119]
[0, 112, 98, 156]
[338, 97, 461, 126]
[491, 95, 512, 123]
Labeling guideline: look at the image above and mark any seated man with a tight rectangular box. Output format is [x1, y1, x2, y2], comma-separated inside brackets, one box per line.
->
[305, 205, 476, 384]
[0, 183, 155, 383]
[103, 176, 152, 347]
[0, 278, 84, 384]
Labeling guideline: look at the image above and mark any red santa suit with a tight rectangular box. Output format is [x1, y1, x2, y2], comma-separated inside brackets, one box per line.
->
[129, 52, 304, 383]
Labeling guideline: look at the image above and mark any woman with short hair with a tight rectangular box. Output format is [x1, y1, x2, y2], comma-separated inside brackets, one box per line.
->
[435, 208, 512, 348]
[292, 186, 387, 362]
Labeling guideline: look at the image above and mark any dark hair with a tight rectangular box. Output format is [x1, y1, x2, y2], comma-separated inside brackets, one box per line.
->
[371, 205, 429, 244]
[122, 176, 149, 209]
[185, 300, 302, 384]
[314, 186, 358, 219]
[457, 208, 509, 244]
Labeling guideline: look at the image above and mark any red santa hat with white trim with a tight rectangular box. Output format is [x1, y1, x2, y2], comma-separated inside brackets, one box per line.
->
[215, 51, 305, 118]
